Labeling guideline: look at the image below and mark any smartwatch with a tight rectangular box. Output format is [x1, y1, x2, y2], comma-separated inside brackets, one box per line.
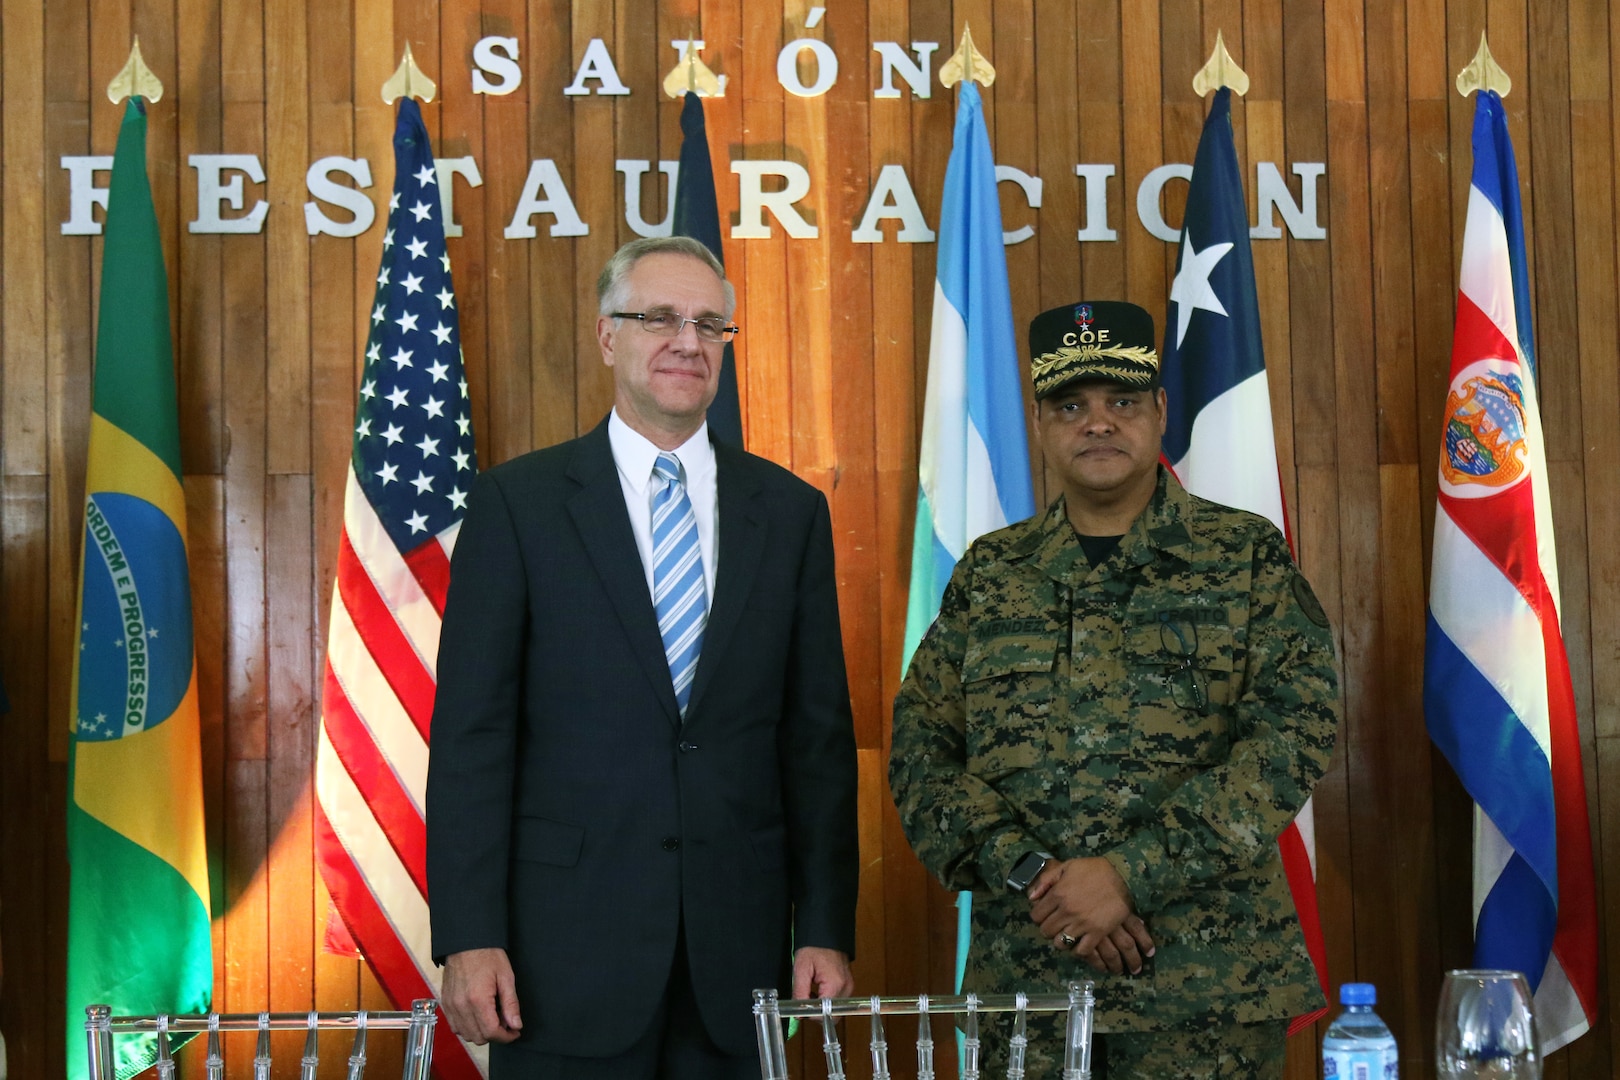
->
[1006, 850, 1055, 893]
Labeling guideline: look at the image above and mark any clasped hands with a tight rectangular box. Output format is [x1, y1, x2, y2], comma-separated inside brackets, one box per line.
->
[1026, 857, 1156, 975]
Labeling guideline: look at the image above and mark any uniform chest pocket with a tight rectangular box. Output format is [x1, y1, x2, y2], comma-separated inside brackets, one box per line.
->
[1124, 612, 1236, 764]
[962, 636, 1058, 778]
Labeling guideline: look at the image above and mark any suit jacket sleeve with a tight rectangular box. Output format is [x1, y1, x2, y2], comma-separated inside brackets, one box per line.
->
[780, 490, 860, 957]
[426, 468, 528, 961]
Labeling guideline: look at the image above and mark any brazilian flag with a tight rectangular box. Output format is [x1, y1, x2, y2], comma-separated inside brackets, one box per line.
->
[67, 98, 211, 1080]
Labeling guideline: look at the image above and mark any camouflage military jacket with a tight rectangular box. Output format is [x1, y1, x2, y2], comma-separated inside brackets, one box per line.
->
[890, 469, 1340, 1029]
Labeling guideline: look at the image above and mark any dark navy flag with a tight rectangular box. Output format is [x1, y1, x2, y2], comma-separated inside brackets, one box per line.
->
[1159, 86, 1327, 1034]
[1161, 87, 1283, 530]
[671, 91, 743, 447]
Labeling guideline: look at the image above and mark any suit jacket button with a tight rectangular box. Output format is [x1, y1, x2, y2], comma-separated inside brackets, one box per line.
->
[661, 836, 681, 851]
[678, 741, 698, 752]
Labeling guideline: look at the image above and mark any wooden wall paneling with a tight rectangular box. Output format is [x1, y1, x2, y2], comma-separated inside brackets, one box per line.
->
[2, 0, 47, 478]
[1599, 736, 1620, 1076]
[475, 0, 533, 461]
[1157, 0, 1201, 315]
[1280, 4, 1333, 472]
[1547, 460, 1603, 1080]
[906, 0, 955, 1015]
[1405, 0, 1449, 521]
[439, 0, 489, 474]
[265, 0, 312, 477]
[86, 0, 129, 318]
[11, 4, 1620, 1078]
[1570, 46, 1619, 741]
[781, 11, 834, 489]
[995, 0, 1040, 498]
[43, 100, 93, 766]
[135, 0, 182, 347]
[222, 124, 269, 771]
[1443, 0, 1483, 283]
[177, 0, 225, 478]
[307, 0, 361, 1022]
[1036, 0, 1075, 325]
[1072, 0, 1121, 298]
[906, 0, 949, 448]
[826, 7, 885, 1020]
[1367, 0, 1419, 467]
[1073, 0, 1120, 364]
[267, 474, 316, 1057]
[569, 0, 619, 435]
[823, 32, 879, 753]
[1378, 463, 1446, 1059]
[352, 0, 394, 457]
[1117, 0, 1161, 322]
[1294, 446, 1356, 1040]
[223, 754, 271, 1036]
[522, 0, 576, 454]
[1242, 0, 1296, 537]
[867, 0, 928, 1018]
[183, 474, 232, 1051]
[735, 0, 789, 463]
[1405, 90, 1451, 568]
[0, 478, 52, 1077]
[697, 0, 744, 418]
[1525, 0, 1579, 465]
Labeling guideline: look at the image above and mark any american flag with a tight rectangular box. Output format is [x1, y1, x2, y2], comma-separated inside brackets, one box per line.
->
[314, 98, 485, 1080]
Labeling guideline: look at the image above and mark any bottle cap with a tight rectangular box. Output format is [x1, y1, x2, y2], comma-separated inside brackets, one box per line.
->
[1339, 983, 1376, 1006]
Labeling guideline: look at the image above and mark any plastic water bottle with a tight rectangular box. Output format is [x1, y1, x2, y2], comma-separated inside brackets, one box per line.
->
[1323, 982, 1399, 1079]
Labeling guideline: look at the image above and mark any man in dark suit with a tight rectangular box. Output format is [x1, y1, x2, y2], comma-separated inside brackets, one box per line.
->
[426, 236, 859, 1078]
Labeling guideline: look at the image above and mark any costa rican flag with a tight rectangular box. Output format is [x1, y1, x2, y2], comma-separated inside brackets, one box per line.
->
[314, 98, 486, 1079]
[1423, 90, 1596, 1053]
[1160, 87, 1328, 1033]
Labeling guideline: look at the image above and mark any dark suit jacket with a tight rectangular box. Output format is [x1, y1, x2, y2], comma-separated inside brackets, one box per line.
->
[426, 418, 859, 1059]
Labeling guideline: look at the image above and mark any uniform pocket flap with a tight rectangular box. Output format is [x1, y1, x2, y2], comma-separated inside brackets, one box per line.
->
[511, 815, 584, 866]
[963, 635, 1059, 682]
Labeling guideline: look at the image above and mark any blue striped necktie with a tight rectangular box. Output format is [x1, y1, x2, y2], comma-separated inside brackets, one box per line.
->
[650, 452, 707, 716]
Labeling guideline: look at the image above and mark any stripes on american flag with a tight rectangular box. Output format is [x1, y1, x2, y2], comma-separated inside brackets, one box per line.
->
[314, 97, 486, 1080]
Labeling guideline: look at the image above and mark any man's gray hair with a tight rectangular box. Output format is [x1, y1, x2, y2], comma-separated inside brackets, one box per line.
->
[597, 236, 736, 320]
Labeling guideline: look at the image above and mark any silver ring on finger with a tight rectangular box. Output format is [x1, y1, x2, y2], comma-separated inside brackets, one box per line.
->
[1058, 932, 1077, 949]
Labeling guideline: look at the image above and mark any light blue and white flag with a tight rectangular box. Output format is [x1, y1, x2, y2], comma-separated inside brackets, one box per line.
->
[904, 81, 1034, 668]
[903, 79, 1035, 1004]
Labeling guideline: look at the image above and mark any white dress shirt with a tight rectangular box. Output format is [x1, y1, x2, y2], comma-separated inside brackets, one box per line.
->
[608, 408, 719, 603]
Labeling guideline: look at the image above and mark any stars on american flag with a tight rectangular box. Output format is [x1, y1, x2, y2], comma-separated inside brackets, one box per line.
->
[350, 138, 477, 551]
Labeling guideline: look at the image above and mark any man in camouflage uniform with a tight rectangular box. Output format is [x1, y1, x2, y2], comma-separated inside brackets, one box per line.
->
[890, 300, 1340, 1079]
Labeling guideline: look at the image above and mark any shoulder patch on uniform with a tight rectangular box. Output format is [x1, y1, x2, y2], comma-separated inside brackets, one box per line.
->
[1292, 573, 1329, 628]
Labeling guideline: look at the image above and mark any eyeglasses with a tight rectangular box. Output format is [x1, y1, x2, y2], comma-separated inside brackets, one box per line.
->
[1158, 614, 1210, 714]
[611, 309, 740, 343]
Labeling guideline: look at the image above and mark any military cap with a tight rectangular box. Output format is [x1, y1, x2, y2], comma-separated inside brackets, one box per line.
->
[1029, 300, 1160, 398]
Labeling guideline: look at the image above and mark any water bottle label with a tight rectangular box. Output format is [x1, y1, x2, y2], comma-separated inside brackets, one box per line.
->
[1323, 1051, 1397, 1080]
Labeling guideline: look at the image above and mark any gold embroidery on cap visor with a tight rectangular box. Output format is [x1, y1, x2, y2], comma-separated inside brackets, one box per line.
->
[1031, 343, 1161, 397]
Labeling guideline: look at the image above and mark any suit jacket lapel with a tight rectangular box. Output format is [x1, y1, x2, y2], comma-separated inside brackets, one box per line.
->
[686, 443, 764, 716]
[565, 422, 682, 726]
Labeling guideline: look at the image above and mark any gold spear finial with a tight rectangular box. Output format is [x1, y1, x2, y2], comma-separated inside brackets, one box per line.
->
[1192, 30, 1249, 97]
[1456, 32, 1511, 98]
[662, 40, 724, 99]
[382, 42, 437, 105]
[107, 37, 164, 105]
[939, 25, 995, 89]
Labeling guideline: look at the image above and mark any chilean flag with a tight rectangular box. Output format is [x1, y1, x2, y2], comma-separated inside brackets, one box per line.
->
[1423, 90, 1596, 1053]
[1160, 87, 1328, 1034]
